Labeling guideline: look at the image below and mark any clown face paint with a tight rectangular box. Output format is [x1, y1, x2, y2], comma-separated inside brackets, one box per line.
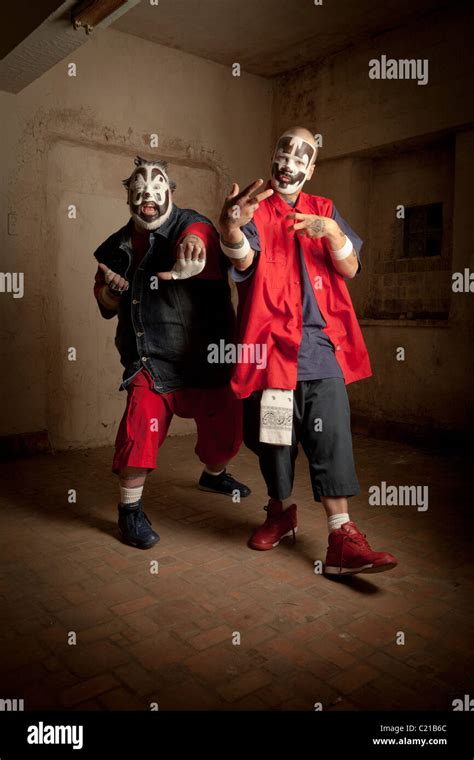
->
[123, 157, 174, 230]
[271, 135, 316, 195]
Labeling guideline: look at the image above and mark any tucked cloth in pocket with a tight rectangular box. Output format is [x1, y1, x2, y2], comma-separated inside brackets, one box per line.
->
[260, 388, 293, 445]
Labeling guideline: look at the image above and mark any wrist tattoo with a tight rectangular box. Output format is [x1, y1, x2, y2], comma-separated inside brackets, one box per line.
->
[220, 236, 245, 249]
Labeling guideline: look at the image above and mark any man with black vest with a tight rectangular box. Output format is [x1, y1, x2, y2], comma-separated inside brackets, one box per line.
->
[93, 156, 250, 550]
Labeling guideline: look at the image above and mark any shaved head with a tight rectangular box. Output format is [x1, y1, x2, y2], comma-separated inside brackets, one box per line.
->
[278, 126, 318, 161]
[271, 126, 318, 196]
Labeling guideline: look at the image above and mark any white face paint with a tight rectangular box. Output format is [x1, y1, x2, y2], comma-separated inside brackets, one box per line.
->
[270, 135, 316, 195]
[124, 158, 173, 230]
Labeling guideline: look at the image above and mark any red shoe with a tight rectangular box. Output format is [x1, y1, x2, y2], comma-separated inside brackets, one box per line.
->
[324, 521, 397, 575]
[248, 501, 298, 551]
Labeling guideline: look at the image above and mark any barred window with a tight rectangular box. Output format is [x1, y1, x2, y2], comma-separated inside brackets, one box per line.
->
[403, 203, 443, 258]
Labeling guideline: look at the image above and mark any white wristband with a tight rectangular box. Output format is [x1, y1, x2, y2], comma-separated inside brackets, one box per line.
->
[330, 235, 353, 260]
[220, 234, 251, 260]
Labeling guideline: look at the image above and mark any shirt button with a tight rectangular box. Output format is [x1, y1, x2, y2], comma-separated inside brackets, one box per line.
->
[142, 356, 148, 362]
[137, 331, 144, 337]
[335, 345, 341, 351]
[132, 299, 139, 305]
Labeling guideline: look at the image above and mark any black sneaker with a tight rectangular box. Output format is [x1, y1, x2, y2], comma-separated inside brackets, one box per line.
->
[198, 469, 251, 498]
[117, 500, 160, 550]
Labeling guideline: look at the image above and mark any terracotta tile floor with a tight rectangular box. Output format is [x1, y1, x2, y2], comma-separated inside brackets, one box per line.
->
[0, 434, 472, 710]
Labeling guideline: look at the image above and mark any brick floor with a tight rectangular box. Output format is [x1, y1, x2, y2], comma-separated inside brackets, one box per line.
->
[0, 433, 472, 710]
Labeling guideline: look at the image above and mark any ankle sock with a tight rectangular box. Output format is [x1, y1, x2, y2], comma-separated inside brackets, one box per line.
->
[120, 485, 143, 506]
[204, 467, 225, 477]
[328, 512, 350, 532]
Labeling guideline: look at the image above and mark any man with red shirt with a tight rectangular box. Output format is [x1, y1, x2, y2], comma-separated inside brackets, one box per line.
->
[217, 128, 397, 575]
[93, 156, 249, 550]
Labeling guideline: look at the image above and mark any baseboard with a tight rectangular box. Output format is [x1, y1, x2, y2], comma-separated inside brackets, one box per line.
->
[0, 430, 52, 459]
[0, 421, 470, 459]
[351, 413, 472, 450]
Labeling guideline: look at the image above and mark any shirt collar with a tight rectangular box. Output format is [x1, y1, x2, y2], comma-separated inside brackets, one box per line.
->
[265, 180, 308, 216]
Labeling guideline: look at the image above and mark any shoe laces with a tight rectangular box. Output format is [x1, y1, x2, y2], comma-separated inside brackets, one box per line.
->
[345, 530, 369, 549]
[131, 508, 152, 530]
[219, 471, 235, 486]
[263, 505, 279, 522]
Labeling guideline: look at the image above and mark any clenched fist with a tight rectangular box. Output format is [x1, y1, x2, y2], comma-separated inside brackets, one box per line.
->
[98, 262, 129, 294]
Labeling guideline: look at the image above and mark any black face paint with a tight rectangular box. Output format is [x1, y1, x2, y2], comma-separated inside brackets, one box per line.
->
[271, 162, 307, 190]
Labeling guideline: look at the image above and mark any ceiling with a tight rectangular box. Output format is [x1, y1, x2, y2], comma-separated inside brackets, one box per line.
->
[0, 0, 455, 93]
[0, 0, 140, 93]
[0, 0, 62, 59]
[112, 0, 450, 78]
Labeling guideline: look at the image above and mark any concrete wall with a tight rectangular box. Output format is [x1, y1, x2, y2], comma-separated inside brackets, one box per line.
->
[0, 28, 272, 449]
[273, 4, 474, 434]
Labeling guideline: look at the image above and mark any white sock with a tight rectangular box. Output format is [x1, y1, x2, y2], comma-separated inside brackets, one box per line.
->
[204, 467, 224, 476]
[328, 512, 350, 532]
[120, 485, 143, 506]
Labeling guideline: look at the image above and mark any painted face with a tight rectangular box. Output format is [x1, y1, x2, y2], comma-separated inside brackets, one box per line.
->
[271, 135, 316, 195]
[124, 158, 173, 230]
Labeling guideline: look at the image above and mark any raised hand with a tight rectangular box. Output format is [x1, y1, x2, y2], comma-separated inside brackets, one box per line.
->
[219, 179, 273, 235]
[157, 235, 206, 281]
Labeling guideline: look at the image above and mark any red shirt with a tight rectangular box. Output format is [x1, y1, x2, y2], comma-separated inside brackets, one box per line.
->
[231, 190, 372, 399]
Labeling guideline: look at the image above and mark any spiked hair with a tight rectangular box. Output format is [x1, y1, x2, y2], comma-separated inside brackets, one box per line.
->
[122, 156, 176, 192]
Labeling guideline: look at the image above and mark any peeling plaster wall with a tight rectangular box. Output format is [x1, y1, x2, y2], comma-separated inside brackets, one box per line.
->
[0, 28, 272, 449]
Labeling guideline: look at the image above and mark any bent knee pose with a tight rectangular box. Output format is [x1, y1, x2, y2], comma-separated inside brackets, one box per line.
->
[217, 128, 397, 576]
[93, 156, 250, 549]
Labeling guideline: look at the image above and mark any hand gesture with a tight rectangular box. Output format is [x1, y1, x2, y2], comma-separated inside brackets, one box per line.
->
[219, 179, 273, 234]
[287, 213, 335, 239]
